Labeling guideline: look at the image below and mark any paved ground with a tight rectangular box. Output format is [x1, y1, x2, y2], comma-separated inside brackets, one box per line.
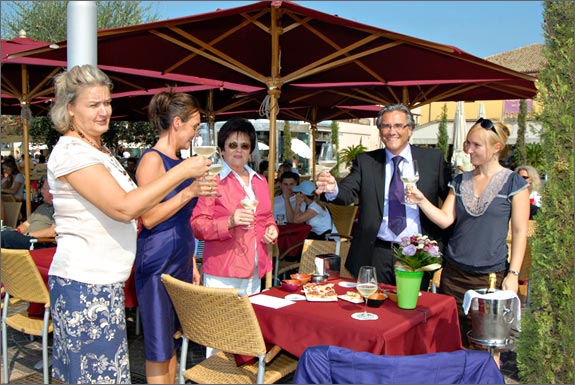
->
[2, 305, 518, 384]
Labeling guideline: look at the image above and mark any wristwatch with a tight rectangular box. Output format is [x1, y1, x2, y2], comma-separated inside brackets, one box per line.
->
[508, 270, 520, 276]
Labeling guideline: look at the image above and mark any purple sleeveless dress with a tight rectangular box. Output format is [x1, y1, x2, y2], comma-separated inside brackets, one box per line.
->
[135, 149, 196, 361]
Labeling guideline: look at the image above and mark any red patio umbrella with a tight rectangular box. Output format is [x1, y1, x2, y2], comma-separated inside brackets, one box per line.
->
[9, 0, 537, 197]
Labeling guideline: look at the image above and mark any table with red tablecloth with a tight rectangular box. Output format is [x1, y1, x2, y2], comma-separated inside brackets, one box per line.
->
[28, 247, 138, 316]
[276, 223, 311, 259]
[251, 279, 462, 358]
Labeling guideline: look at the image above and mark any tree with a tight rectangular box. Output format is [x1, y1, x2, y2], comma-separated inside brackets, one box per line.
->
[516, 99, 528, 165]
[330, 120, 340, 177]
[1, 1, 160, 152]
[1, 1, 159, 41]
[436, 104, 449, 161]
[282, 121, 295, 163]
[339, 141, 367, 169]
[516, 1, 574, 384]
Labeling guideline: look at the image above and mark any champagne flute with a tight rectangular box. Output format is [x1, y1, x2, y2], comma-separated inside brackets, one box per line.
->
[240, 196, 259, 229]
[352, 266, 378, 320]
[401, 159, 419, 205]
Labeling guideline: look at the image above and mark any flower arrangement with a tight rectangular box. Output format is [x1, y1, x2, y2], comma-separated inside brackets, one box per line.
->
[394, 234, 442, 272]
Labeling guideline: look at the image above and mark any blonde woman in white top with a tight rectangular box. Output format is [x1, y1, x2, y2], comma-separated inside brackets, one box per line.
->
[47, 65, 210, 384]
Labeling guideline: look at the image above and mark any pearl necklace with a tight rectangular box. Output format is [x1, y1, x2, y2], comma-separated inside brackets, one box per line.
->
[69, 124, 112, 156]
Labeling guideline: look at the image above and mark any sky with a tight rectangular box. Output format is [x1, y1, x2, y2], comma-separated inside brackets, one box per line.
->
[146, 1, 544, 58]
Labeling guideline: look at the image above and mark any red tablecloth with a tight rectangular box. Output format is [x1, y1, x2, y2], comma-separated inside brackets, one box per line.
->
[252, 279, 462, 358]
[277, 223, 311, 258]
[28, 247, 138, 317]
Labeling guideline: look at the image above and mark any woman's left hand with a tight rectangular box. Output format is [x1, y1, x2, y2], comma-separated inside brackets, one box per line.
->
[502, 274, 519, 293]
[262, 224, 278, 244]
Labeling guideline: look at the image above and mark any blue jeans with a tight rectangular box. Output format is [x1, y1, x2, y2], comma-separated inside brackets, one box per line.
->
[0, 229, 54, 249]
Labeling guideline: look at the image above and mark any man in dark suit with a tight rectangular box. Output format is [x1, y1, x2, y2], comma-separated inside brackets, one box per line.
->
[316, 104, 450, 287]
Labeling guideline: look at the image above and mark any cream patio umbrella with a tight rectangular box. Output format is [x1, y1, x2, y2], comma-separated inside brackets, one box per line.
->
[451, 101, 471, 175]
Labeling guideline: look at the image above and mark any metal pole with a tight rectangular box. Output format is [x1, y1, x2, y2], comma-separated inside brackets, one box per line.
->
[67, 1, 97, 68]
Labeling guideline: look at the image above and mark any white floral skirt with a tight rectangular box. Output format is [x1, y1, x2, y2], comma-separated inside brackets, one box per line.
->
[48, 276, 131, 384]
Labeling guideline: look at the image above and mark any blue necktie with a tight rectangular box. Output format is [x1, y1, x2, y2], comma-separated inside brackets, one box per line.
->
[389, 156, 406, 235]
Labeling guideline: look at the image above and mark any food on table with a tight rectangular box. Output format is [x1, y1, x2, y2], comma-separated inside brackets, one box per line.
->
[303, 282, 338, 301]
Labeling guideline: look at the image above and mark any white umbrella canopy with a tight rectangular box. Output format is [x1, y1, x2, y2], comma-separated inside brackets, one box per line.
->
[291, 138, 312, 159]
[478, 103, 486, 119]
[452, 101, 468, 152]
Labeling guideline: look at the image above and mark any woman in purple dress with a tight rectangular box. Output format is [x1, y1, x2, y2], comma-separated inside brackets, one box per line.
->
[135, 90, 217, 384]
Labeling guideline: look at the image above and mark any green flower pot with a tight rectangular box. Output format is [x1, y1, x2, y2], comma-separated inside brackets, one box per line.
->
[395, 268, 424, 309]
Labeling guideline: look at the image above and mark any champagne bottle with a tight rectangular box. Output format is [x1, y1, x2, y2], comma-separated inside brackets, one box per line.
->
[487, 272, 497, 293]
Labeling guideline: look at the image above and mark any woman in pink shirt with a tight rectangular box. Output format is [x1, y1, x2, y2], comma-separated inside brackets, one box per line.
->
[191, 118, 278, 296]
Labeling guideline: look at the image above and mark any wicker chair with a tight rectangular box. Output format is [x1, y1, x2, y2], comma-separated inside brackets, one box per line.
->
[2, 201, 22, 228]
[325, 203, 358, 239]
[161, 274, 298, 384]
[1, 248, 53, 384]
[274, 238, 354, 283]
[297, 239, 352, 278]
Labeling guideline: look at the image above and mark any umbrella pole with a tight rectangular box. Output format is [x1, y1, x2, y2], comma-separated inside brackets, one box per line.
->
[267, 88, 280, 201]
[267, 5, 281, 203]
[22, 106, 32, 218]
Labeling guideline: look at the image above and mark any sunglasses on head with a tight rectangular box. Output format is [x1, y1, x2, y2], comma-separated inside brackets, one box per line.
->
[475, 118, 499, 136]
[227, 142, 251, 150]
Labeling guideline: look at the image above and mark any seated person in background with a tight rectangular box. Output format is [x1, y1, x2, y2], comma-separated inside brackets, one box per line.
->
[31, 154, 48, 180]
[274, 162, 297, 196]
[1, 178, 56, 249]
[515, 165, 542, 219]
[258, 160, 269, 175]
[451, 149, 474, 176]
[292, 180, 336, 239]
[273, 171, 300, 224]
[125, 156, 139, 183]
[1, 158, 25, 201]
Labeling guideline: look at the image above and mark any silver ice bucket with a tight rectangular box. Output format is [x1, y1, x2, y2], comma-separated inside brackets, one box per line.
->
[469, 289, 518, 344]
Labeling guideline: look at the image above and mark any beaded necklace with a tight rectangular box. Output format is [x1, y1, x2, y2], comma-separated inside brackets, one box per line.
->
[68, 124, 135, 184]
[69, 124, 112, 156]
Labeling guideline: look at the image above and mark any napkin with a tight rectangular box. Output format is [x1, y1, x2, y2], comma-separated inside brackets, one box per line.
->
[249, 294, 295, 309]
[463, 289, 521, 331]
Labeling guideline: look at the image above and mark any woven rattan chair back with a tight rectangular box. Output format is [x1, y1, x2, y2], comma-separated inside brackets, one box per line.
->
[326, 203, 358, 237]
[1, 248, 49, 304]
[2, 201, 22, 228]
[161, 274, 266, 357]
[1, 248, 52, 384]
[298, 239, 352, 277]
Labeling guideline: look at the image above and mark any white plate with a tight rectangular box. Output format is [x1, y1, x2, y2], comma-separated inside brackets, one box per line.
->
[338, 281, 357, 288]
[338, 294, 364, 304]
[284, 294, 306, 301]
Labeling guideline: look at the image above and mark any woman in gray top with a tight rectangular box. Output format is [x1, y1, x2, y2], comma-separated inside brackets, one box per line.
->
[407, 118, 530, 350]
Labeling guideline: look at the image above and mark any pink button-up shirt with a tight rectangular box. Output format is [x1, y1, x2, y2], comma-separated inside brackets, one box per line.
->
[191, 168, 276, 279]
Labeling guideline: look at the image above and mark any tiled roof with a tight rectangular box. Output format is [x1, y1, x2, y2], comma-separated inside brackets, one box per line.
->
[485, 43, 545, 76]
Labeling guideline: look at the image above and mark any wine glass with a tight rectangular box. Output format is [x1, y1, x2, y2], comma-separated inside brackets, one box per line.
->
[316, 143, 337, 193]
[240, 196, 259, 229]
[192, 125, 217, 158]
[317, 143, 337, 174]
[352, 266, 378, 320]
[207, 149, 224, 176]
[276, 213, 286, 225]
[400, 159, 419, 205]
[205, 150, 223, 197]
